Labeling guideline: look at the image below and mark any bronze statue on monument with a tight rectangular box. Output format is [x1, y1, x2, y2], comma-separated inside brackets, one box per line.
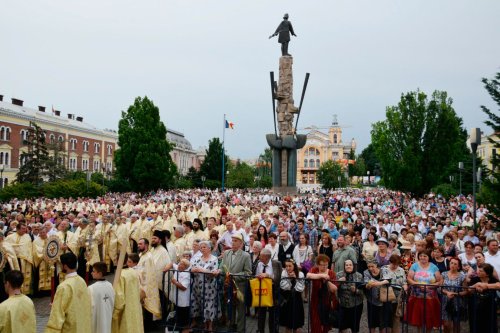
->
[269, 13, 297, 56]
[267, 14, 309, 193]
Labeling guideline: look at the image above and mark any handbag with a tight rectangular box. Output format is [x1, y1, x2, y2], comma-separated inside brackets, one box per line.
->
[250, 278, 273, 307]
[301, 259, 313, 273]
[379, 285, 396, 302]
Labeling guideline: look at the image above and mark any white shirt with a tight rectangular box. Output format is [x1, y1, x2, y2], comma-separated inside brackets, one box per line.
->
[485, 251, 500, 276]
[169, 264, 191, 307]
[264, 243, 279, 261]
[256, 261, 274, 279]
[88, 280, 115, 333]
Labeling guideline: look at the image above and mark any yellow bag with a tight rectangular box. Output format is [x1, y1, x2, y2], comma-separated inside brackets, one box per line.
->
[250, 278, 273, 307]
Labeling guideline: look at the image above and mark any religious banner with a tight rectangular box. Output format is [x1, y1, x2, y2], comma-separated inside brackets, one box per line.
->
[43, 235, 62, 265]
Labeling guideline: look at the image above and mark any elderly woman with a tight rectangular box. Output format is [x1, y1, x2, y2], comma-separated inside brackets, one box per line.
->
[250, 241, 263, 275]
[337, 259, 364, 333]
[374, 237, 391, 267]
[406, 250, 442, 332]
[307, 254, 338, 333]
[190, 241, 220, 332]
[363, 259, 386, 333]
[381, 254, 408, 333]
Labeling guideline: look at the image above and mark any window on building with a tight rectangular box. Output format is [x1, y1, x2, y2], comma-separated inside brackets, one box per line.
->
[0, 127, 11, 141]
[82, 160, 88, 171]
[83, 141, 89, 152]
[50, 134, 56, 144]
[304, 159, 308, 167]
[333, 134, 338, 144]
[69, 158, 77, 170]
[0, 152, 10, 166]
[316, 159, 320, 168]
[309, 159, 315, 167]
[70, 138, 77, 150]
[20, 129, 29, 143]
[107, 144, 113, 155]
[93, 160, 100, 171]
[94, 143, 100, 154]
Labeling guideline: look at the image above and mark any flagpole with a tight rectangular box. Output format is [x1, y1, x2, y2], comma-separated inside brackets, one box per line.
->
[222, 114, 226, 192]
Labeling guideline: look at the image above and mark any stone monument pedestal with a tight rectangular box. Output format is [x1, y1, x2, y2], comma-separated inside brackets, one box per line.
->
[266, 134, 307, 193]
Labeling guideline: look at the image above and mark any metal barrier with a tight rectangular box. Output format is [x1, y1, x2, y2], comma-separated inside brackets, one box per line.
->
[161, 271, 499, 333]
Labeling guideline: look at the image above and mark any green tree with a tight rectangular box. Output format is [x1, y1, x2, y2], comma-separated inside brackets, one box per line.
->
[17, 122, 50, 185]
[347, 148, 356, 178]
[200, 138, 229, 182]
[317, 160, 347, 189]
[256, 148, 272, 178]
[46, 140, 68, 182]
[186, 166, 201, 187]
[371, 90, 469, 195]
[360, 143, 381, 176]
[114, 96, 177, 192]
[227, 161, 255, 188]
[478, 71, 500, 214]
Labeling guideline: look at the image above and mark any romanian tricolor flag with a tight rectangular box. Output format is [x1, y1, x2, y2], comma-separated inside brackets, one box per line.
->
[225, 120, 235, 129]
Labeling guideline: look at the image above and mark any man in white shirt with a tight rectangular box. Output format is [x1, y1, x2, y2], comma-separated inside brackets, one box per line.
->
[255, 248, 281, 333]
[484, 239, 500, 275]
[88, 262, 115, 333]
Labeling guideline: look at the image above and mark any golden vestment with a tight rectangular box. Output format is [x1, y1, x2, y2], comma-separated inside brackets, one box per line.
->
[112, 268, 144, 333]
[32, 237, 52, 291]
[0, 294, 36, 333]
[45, 274, 91, 333]
[137, 252, 161, 317]
[5, 233, 32, 294]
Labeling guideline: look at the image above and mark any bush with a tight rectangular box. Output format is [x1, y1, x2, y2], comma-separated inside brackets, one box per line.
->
[0, 182, 41, 201]
[204, 179, 221, 189]
[177, 178, 194, 189]
[0, 179, 105, 202]
[431, 183, 457, 199]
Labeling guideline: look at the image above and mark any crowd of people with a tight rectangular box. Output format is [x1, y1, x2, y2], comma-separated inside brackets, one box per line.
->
[0, 188, 498, 333]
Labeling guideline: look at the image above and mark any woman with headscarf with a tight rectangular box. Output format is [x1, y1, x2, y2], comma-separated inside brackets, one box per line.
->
[337, 259, 364, 333]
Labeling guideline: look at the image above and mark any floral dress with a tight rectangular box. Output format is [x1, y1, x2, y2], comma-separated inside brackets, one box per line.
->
[190, 254, 220, 322]
[441, 271, 467, 322]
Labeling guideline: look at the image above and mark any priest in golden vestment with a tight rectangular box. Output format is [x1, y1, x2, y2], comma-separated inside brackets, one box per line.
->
[0, 270, 36, 333]
[112, 258, 144, 333]
[32, 227, 52, 294]
[68, 218, 100, 280]
[94, 214, 114, 272]
[5, 223, 33, 295]
[45, 252, 91, 333]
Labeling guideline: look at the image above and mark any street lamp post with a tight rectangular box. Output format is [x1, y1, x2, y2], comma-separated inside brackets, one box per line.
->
[458, 162, 464, 195]
[201, 175, 206, 188]
[367, 171, 370, 186]
[470, 128, 481, 230]
[337, 175, 341, 189]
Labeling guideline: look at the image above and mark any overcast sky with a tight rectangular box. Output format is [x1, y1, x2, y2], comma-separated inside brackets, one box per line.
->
[1, 1, 499, 159]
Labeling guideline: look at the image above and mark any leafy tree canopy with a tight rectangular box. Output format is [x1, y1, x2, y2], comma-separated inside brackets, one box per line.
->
[114, 96, 177, 192]
[371, 90, 469, 195]
[227, 161, 255, 189]
[478, 71, 500, 215]
[200, 137, 228, 182]
[317, 160, 348, 189]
